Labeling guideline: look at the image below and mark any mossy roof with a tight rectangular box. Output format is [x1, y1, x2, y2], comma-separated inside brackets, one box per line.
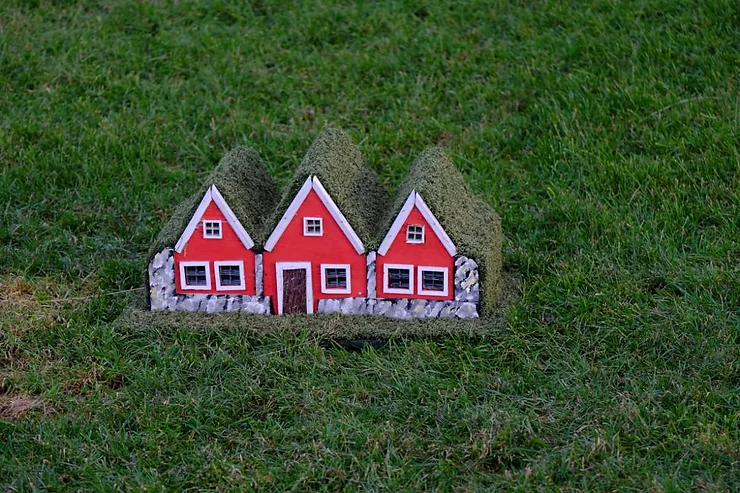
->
[148, 146, 279, 258]
[378, 147, 503, 310]
[264, 128, 390, 248]
[378, 146, 501, 258]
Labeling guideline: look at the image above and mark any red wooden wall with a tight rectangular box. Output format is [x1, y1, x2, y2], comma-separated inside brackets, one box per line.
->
[263, 190, 367, 313]
[174, 201, 256, 295]
[376, 207, 454, 300]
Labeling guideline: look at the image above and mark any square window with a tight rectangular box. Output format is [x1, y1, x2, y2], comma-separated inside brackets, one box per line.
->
[203, 221, 222, 238]
[417, 266, 449, 296]
[421, 271, 445, 291]
[184, 265, 208, 286]
[324, 268, 347, 289]
[218, 265, 242, 286]
[388, 268, 411, 289]
[215, 261, 245, 290]
[406, 224, 424, 243]
[304, 218, 323, 236]
[321, 264, 351, 294]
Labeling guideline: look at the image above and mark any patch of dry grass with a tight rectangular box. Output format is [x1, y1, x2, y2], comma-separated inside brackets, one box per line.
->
[0, 394, 45, 420]
[0, 275, 70, 334]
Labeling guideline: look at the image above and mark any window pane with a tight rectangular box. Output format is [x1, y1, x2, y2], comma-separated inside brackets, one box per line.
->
[185, 266, 207, 286]
[325, 268, 347, 288]
[204, 222, 220, 237]
[422, 271, 445, 291]
[305, 218, 322, 234]
[388, 268, 410, 289]
[219, 265, 242, 286]
[406, 224, 423, 242]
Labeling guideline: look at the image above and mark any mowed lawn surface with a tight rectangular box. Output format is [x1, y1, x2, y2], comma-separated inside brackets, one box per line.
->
[1, 0, 739, 490]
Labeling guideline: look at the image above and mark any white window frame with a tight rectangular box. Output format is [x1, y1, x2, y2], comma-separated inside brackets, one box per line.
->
[417, 266, 449, 297]
[214, 260, 246, 291]
[179, 261, 211, 290]
[383, 263, 414, 295]
[202, 220, 223, 239]
[303, 217, 323, 236]
[406, 224, 425, 244]
[320, 264, 351, 295]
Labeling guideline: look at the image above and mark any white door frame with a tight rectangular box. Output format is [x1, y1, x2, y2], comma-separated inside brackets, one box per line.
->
[275, 262, 313, 315]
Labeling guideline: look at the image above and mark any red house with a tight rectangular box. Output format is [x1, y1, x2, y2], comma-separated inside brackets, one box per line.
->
[173, 185, 257, 295]
[148, 131, 498, 319]
[375, 190, 457, 301]
[260, 128, 389, 315]
[262, 176, 368, 314]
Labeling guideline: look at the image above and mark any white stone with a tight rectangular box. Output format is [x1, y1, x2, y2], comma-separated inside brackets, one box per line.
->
[319, 298, 342, 314]
[206, 296, 228, 313]
[373, 300, 392, 315]
[409, 299, 428, 319]
[386, 300, 411, 319]
[426, 301, 446, 318]
[455, 302, 479, 319]
[439, 304, 456, 319]
[340, 297, 366, 315]
[366, 251, 377, 299]
[255, 254, 264, 297]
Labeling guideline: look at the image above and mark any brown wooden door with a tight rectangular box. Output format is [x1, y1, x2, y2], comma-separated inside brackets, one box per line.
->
[282, 268, 307, 314]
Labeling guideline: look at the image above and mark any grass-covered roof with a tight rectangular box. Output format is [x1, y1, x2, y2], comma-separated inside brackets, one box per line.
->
[148, 147, 278, 258]
[264, 128, 390, 248]
[378, 147, 503, 310]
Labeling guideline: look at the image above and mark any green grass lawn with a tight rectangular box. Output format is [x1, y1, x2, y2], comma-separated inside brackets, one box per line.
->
[1, 0, 738, 490]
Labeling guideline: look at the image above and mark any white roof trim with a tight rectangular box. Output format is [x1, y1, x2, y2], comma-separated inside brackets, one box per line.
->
[415, 193, 456, 256]
[174, 185, 255, 253]
[211, 185, 255, 250]
[377, 190, 456, 257]
[311, 176, 364, 254]
[377, 191, 416, 256]
[175, 188, 212, 252]
[263, 176, 365, 254]
[264, 177, 313, 252]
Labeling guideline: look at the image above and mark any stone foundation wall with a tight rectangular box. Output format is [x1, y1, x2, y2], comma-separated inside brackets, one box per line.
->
[148, 247, 271, 314]
[148, 248, 480, 319]
[316, 254, 482, 319]
[454, 256, 479, 302]
[317, 297, 478, 319]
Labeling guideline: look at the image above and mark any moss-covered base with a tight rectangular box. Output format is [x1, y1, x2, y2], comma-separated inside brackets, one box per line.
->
[117, 271, 521, 340]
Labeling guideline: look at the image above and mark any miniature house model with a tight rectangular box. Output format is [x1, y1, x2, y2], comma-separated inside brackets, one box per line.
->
[148, 129, 502, 319]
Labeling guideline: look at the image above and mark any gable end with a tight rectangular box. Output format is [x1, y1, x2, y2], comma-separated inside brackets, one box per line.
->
[377, 191, 457, 257]
[263, 176, 365, 254]
[174, 184, 255, 253]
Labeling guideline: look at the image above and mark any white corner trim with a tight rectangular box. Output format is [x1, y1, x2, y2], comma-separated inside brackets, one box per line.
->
[405, 224, 425, 244]
[312, 176, 365, 254]
[211, 185, 255, 250]
[303, 217, 324, 237]
[202, 220, 223, 239]
[264, 177, 313, 252]
[175, 188, 213, 252]
[178, 260, 211, 291]
[417, 265, 449, 297]
[214, 260, 246, 291]
[378, 191, 416, 256]
[264, 176, 365, 254]
[320, 263, 351, 295]
[382, 263, 414, 295]
[415, 193, 456, 256]
[275, 261, 313, 315]
[174, 185, 255, 253]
